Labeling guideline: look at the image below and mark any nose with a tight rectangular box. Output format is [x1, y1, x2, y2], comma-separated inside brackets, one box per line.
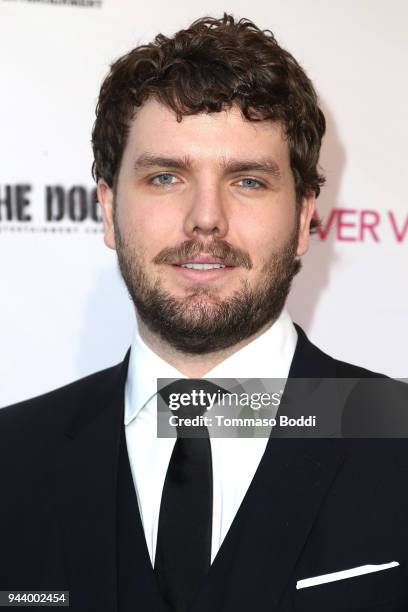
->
[183, 183, 229, 239]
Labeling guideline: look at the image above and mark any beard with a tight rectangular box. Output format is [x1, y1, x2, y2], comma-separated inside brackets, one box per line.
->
[115, 222, 301, 355]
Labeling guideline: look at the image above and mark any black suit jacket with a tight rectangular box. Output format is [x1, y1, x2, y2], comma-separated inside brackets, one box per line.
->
[1, 326, 408, 612]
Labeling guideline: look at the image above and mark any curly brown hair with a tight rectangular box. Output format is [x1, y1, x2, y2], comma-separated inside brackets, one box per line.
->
[92, 14, 325, 226]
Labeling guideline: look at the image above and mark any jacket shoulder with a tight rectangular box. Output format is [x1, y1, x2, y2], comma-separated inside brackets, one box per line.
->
[0, 357, 128, 438]
[293, 324, 386, 379]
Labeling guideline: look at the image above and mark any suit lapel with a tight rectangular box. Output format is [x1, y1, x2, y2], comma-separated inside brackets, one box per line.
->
[192, 440, 346, 612]
[290, 324, 335, 379]
[271, 323, 341, 437]
[191, 326, 347, 611]
[53, 354, 129, 612]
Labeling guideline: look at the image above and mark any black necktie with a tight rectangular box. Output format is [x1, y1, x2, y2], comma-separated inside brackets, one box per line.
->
[154, 379, 220, 612]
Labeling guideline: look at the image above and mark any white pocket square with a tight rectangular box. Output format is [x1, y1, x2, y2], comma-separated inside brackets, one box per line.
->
[296, 561, 399, 589]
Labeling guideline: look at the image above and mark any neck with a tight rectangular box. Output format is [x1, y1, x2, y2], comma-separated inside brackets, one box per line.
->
[136, 314, 276, 378]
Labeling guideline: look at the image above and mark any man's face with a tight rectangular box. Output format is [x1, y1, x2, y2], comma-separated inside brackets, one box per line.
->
[98, 98, 315, 353]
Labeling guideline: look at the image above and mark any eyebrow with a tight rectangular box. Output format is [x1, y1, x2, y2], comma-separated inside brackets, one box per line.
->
[223, 159, 281, 180]
[134, 154, 193, 172]
[133, 154, 282, 180]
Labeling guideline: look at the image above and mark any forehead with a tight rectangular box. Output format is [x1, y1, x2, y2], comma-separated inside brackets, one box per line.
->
[123, 98, 290, 169]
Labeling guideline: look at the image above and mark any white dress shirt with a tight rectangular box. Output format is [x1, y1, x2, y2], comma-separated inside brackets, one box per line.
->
[124, 309, 297, 565]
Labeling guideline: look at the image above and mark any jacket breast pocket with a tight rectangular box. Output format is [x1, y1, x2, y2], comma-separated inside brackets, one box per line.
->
[294, 564, 407, 612]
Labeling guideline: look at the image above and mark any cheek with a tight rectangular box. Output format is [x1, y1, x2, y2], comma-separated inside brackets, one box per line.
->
[116, 194, 180, 256]
[235, 203, 296, 263]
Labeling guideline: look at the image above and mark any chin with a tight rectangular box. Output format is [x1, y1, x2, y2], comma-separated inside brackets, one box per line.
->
[178, 291, 225, 308]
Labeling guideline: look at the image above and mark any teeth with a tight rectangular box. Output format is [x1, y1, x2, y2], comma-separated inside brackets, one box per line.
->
[181, 263, 226, 270]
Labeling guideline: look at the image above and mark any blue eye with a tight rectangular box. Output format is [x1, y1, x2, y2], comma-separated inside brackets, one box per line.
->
[152, 173, 176, 185]
[239, 178, 263, 189]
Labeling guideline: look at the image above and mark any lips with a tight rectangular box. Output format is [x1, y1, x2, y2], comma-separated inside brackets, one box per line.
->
[169, 253, 236, 283]
[181, 263, 226, 270]
[173, 254, 235, 268]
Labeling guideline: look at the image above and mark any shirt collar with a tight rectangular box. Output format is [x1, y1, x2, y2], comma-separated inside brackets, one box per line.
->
[124, 321, 185, 426]
[124, 309, 297, 426]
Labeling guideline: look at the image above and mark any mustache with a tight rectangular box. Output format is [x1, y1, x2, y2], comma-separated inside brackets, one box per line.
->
[153, 239, 253, 269]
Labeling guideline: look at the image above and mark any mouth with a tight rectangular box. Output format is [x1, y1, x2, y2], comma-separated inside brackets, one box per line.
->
[170, 255, 237, 282]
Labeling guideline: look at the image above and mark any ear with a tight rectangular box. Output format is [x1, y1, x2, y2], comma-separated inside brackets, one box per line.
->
[97, 179, 116, 250]
[296, 194, 316, 257]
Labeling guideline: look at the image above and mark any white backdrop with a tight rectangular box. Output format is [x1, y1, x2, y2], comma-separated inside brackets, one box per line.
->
[1, 0, 407, 407]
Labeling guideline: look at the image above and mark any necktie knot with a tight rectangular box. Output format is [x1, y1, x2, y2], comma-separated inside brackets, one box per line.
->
[158, 378, 229, 437]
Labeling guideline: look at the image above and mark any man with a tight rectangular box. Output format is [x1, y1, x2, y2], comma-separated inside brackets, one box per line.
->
[1, 14, 407, 612]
